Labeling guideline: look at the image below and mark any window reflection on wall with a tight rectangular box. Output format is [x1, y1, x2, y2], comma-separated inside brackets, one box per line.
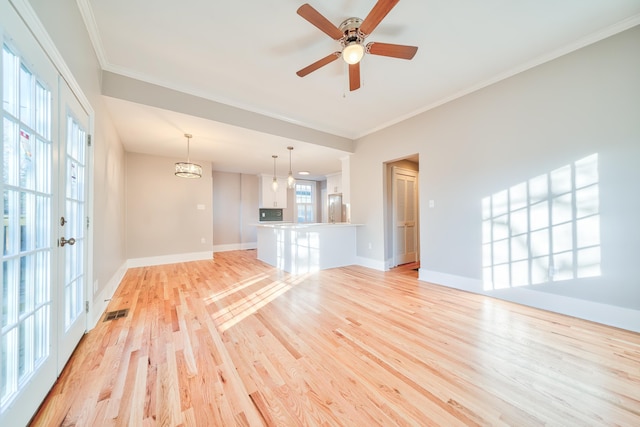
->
[482, 154, 601, 291]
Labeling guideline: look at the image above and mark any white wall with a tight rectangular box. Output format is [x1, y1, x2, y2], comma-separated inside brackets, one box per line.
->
[351, 26, 640, 327]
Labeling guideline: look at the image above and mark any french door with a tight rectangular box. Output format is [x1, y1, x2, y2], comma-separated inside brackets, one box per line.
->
[1, 1, 90, 424]
[57, 80, 88, 372]
[392, 167, 418, 267]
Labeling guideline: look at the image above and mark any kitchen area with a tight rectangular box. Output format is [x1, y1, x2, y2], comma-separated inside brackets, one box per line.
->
[211, 160, 358, 274]
[254, 171, 360, 274]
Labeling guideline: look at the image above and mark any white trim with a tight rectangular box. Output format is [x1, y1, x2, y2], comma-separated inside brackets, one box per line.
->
[356, 256, 386, 271]
[88, 261, 127, 329]
[419, 270, 640, 333]
[75, 0, 108, 69]
[127, 251, 213, 268]
[213, 242, 257, 253]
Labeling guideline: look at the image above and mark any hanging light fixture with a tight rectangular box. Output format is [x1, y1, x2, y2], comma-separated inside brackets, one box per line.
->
[286, 146, 296, 189]
[175, 133, 202, 178]
[271, 155, 278, 192]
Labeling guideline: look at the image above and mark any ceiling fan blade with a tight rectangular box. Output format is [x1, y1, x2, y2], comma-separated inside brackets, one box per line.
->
[296, 52, 341, 77]
[367, 42, 418, 59]
[359, 0, 400, 36]
[297, 4, 343, 40]
[349, 62, 361, 91]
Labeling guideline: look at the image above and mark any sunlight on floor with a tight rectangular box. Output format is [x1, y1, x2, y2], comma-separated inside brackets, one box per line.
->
[208, 272, 311, 332]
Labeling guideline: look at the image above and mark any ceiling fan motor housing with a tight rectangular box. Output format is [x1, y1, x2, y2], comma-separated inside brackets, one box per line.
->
[339, 17, 365, 47]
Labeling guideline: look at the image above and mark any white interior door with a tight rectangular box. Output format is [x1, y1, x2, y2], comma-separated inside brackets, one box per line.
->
[57, 80, 88, 372]
[392, 167, 418, 266]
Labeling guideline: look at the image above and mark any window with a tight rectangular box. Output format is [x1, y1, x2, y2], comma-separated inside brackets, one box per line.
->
[2, 42, 53, 408]
[295, 181, 315, 223]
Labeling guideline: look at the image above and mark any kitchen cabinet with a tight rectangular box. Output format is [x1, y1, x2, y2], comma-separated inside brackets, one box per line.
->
[326, 172, 342, 194]
[260, 175, 287, 208]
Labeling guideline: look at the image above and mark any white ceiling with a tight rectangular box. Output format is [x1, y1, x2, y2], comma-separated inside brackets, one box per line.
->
[80, 0, 640, 178]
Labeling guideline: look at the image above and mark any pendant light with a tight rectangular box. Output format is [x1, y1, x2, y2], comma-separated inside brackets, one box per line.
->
[286, 146, 296, 189]
[271, 155, 278, 192]
[175, 133, 202, 178]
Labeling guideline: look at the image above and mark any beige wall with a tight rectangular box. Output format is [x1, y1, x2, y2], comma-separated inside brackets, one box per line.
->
[212, 171, 258, 248]
[240, 174, 259, 244]
[126, 153, 213, 259]
[351, 26, 640, 313]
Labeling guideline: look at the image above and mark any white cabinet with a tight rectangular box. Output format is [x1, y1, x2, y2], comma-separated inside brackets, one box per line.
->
[326, 172, 342, 194]
[260, 176, 287, 208]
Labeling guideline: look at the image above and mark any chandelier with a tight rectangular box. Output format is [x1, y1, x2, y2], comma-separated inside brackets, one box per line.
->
[175, 133, 202, 179]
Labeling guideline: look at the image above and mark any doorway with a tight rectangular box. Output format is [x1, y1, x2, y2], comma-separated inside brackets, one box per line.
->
[385, 157, 419, 269]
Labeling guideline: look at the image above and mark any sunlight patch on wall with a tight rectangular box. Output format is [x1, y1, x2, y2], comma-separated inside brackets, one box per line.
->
[482, 154, 600, 291]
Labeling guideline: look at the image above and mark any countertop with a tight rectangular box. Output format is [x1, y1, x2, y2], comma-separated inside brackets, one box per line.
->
[255, 222, 361, 228]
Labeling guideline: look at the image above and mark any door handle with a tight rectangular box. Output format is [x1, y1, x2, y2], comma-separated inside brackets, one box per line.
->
[59, 237, 76, 247]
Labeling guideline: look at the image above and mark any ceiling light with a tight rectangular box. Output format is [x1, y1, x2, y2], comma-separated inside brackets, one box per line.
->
[299, 171, 310, 176]
[286, 146, 296, 189]
[272, 155, 278, 192]
[175, 133, 202, 178]
[342, 42, 364, 64]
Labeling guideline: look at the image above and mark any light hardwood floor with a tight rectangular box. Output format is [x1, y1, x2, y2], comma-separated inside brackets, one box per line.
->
[32, 250, 640, 426]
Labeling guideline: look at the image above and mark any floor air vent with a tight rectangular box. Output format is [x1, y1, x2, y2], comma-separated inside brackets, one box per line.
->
[103, 309, 129, 322]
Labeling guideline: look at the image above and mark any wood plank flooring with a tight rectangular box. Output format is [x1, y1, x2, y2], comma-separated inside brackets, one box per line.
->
[31, 250, 640, 426]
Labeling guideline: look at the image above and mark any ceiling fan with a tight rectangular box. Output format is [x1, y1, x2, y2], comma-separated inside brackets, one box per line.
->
[296, 0, 418, 91]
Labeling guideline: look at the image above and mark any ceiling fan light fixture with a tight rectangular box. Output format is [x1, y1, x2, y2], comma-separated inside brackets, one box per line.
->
[342, 42, 364, 64]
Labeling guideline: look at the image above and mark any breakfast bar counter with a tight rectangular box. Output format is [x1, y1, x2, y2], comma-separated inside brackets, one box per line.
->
[255, 222, 360, 274]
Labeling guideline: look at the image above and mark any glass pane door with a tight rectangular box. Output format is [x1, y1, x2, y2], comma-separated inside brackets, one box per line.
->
[57, 80, 88, 372]
[0, 9, 58, 423]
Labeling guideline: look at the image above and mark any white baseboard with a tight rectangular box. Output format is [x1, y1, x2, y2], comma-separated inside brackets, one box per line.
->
[356, 256, 386, 271]
[213, 242, 257, 252]
[127, 250, 214, 268]
[88, 260, 128, 330]
[419, 270, 640, 333]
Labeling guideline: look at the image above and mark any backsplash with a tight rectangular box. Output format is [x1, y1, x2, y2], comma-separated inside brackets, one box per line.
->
[259, 208, 283, 221]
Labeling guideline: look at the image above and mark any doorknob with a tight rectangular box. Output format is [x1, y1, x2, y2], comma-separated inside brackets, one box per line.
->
[59, 237, 76, 247]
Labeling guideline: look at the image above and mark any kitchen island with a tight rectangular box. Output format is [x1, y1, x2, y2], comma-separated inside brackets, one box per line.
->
[256, 222, 360, 274]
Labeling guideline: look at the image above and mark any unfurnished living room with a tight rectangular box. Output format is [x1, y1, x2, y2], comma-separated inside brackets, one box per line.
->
[1, 0, 639, 426]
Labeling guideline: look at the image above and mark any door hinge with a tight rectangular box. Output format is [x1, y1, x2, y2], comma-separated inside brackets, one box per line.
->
[87, 134, 92, 147]
[85, 301, 89, 313]
[86, 216, 90, 229]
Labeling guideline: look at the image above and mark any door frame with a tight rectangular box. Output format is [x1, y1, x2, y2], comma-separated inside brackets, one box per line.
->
[391, 166, 419, 267]
[384, 156, 420, 270]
